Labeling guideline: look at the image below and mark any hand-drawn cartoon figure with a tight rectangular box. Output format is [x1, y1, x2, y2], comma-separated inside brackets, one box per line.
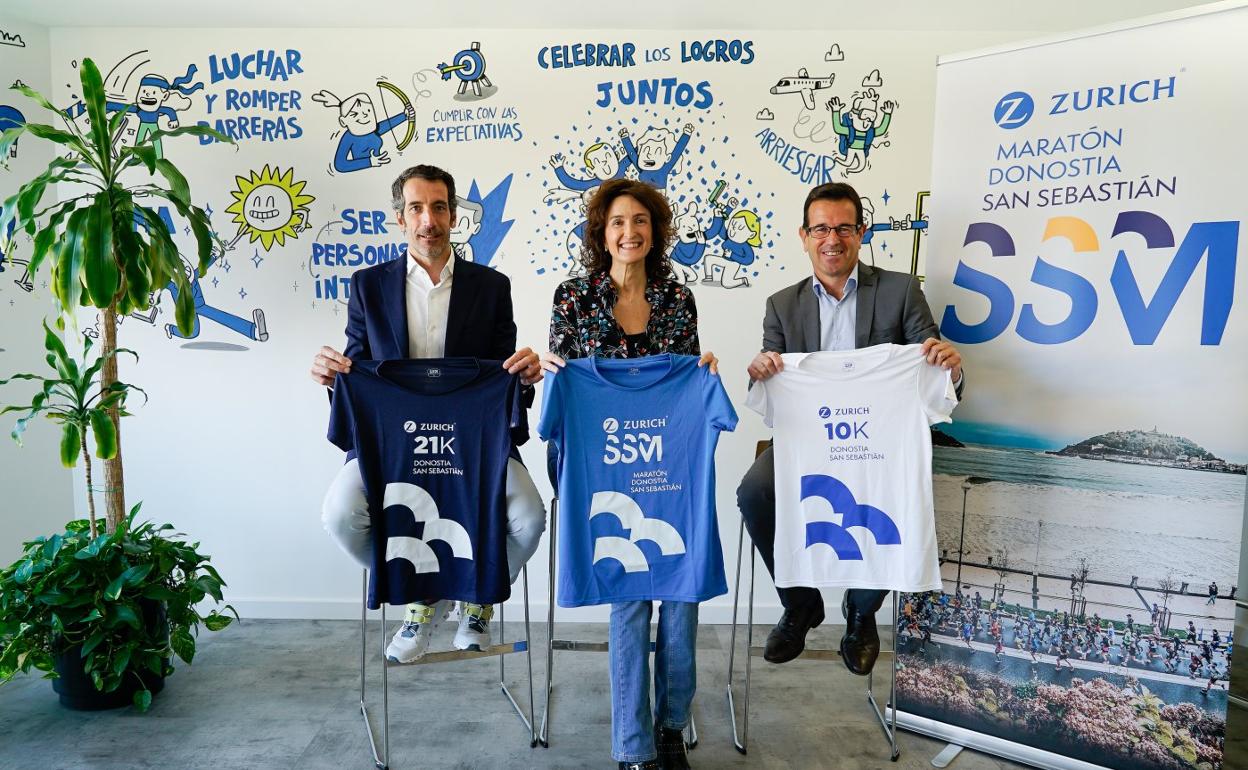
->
[312, 85, 415, 174]
[549, 142, 630, 191]
[563, 189, 594, 277]
[223, 165, 315, 252]
[67, 64, 204, 160]
[669, 202, 708, 285]
[163, 258, 269, 343]
[769, 68, 835, 110]
[450, 196, 483, 262]
[620, 123, 693, 191]
[702, 197, 760, 289]
[827, 89, 893, 173]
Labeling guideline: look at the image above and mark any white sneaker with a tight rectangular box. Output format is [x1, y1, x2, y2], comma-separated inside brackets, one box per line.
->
[385, 599, 453, 663]
[453, 603, 494, 651]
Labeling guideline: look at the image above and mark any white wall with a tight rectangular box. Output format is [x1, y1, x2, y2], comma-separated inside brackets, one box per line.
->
[0, 6, 1205, 621]
[0, 19, 76, 564]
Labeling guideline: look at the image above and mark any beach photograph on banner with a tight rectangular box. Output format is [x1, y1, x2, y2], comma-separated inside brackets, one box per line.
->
[897, 5, 1248, 770]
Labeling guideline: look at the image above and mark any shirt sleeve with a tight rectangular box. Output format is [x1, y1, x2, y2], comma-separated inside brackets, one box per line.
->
[918, 361, 958, 426]
[327, 374, 357, 452]
[549, 281, 581, 360]
[536, 368, 563, 443]
[670, 284, 701, 356]
[743, 374, 773, 428]
[702, 367, 739, 433]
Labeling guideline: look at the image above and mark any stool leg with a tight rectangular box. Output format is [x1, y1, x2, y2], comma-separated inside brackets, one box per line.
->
[727, 516, 747, 753]
[524, 565, 537, 746]
[540, 499, 557, 747]
[744, 542, 756, 751]
[381, 603, 389, 767]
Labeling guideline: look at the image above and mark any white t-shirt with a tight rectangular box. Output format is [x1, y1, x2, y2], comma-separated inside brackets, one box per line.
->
[745, 344, 957, 592]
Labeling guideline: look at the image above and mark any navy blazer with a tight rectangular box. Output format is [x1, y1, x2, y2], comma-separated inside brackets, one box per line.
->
[341, 255, 533, 446]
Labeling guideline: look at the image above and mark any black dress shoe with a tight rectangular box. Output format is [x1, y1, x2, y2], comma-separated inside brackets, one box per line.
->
[764, 603, 825, 663]
[839, 605, 881, 676]
[655, 725, 691, 770]
[618, 761, 661, 770]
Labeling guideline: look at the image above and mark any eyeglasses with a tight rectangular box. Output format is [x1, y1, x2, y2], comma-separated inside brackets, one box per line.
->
[804, 223, 860, 239]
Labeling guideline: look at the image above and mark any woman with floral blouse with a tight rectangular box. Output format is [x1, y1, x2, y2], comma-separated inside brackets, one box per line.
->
[540, 178, 717, 770]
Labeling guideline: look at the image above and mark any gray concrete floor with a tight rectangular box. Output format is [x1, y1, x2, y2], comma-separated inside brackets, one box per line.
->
[0, 618, 1030, 770]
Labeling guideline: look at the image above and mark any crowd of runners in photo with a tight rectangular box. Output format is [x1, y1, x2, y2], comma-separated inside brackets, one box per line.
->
[899, 588, 1233, 696]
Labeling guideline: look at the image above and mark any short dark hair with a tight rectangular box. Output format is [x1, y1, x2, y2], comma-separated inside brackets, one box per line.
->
[802, 182, 863, 228]
[580, 179, 673, 279]
[391, 165, 456, 213]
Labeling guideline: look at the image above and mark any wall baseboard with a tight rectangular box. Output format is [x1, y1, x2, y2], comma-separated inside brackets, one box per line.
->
[223, 598, 789, 625]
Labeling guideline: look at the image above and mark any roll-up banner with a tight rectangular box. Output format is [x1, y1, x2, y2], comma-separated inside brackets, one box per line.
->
[901, 3, 1248, 769]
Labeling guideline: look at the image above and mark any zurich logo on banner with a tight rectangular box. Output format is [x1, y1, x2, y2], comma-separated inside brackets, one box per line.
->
[382, 482, 474, 573]
[589, 491, 686, 573]
[800, 473, 900, 560]
[993, 91, 1034, 129]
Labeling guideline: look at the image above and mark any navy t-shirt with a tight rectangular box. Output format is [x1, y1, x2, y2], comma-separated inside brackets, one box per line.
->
[538, 354, 737, 606]
[329, 358, 520, 608]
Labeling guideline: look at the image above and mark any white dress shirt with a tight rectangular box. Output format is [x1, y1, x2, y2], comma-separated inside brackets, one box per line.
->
[405, 253, 455, 359]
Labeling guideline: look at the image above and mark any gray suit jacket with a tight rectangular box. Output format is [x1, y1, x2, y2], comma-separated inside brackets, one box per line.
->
[759, 262, 963, 394]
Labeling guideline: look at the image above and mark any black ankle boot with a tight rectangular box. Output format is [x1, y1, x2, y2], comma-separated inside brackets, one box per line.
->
[655, 725, 690, 770]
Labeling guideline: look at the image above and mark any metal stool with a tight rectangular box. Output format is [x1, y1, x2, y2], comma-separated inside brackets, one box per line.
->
[539, 498, 698, 751]
[358, 567, 537, 769]
[725, 440, 900, 760]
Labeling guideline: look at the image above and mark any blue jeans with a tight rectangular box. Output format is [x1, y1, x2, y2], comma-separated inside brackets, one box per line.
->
[609, 600, 698, 762]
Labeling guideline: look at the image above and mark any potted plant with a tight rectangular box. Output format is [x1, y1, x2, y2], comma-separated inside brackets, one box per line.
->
[0, 57, 235, 710]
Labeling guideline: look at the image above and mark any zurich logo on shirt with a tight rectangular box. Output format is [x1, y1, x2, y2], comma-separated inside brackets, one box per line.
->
[800, 473, 900, 560]
[382, 482, 474, 572]
[589, 491, 685, 573]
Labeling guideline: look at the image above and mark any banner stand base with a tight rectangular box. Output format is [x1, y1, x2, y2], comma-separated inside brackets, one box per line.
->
[930, 742, 964, 768]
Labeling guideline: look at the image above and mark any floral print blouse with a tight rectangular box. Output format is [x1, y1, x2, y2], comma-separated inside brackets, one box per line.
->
[548, 271, 701, 361]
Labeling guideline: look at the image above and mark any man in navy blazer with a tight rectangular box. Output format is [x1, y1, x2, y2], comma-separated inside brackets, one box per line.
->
[312, 165, 546, 662]
[737, 182, 964, 675]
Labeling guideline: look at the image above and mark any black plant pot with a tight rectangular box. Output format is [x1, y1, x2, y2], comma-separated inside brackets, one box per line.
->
[51, 600, 168, 711]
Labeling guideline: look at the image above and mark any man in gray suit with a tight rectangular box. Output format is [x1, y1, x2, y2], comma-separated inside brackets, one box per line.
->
[737, 181, 963, 674]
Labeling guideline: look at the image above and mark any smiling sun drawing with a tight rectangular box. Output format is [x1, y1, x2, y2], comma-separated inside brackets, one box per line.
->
[225, 165, 315, 251]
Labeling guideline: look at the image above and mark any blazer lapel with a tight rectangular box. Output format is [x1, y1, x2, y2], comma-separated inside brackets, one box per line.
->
[386, 257, 409, 358]
[855, 262, 877, 349]
[444, 261, 470, 357]
[796, 277, 821, 353]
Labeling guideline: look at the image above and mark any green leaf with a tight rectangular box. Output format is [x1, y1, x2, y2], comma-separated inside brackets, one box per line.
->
[201, 613, 233, 632]
[110, 604, 140, 629]
[170, 627, 195, 664]
[103, 572, 125, 601]
[59, 421, 81, 468]
[28, 197, 81, 281]
[153, 159, 190, 207]
[141, 585, 178, 602]
[80, 631, 106, 658]
[78, 59, 112, 172]
[89, 408, 117, 460]
[133, 688, 152, 711]
[120, 563, 153, 586]
[145, 123, 233, 146]
[52, 205, 90, 311]
[14, 560, 33, 584]
[0, 125, 24, 163]
[110, 647, 132, 676]
[41, 534, 63, 560]
[80, 609, 102, 623]
[82, 192, 119, 307]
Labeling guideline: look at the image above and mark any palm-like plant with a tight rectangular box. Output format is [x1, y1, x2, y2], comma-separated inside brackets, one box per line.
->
[0, 321, 144, 538]
[0, 57, 226, 534]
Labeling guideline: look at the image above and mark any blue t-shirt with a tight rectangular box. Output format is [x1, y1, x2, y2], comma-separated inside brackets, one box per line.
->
[329, 358, 520, 608]
[538, 354, 737, 606]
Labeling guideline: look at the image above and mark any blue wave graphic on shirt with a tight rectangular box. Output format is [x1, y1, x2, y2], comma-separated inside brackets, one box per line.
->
[801, 473, 901, 560]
